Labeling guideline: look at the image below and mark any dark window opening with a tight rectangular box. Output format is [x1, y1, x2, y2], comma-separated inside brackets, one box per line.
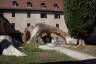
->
[12, 12, 15, 17]
[56, 24, 59, 28]
[27, 13, 31, 18]
[53, 4, 59, 8]
[41, 3, 46, 8]
[12, 1, 19, 7]
[41, 13, 47, 18]
[27, 2, 32, 8]
[11, 23, 15, 29]
[54, 14, 60, 19]
[27, 23, 30, 27]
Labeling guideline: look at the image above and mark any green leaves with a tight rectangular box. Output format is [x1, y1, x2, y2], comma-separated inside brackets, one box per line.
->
[64, 0, 96, 38]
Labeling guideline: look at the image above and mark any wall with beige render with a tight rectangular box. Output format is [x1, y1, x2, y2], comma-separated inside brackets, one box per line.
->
[3, 11, 68, 33]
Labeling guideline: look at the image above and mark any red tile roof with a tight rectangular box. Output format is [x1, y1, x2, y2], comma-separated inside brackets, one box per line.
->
[0, 0, 64, 12]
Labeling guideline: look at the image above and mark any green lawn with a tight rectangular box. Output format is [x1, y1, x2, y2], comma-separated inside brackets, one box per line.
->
[0, 43, 77, 64]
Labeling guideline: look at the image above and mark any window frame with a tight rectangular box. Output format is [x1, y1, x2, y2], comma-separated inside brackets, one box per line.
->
[41, 3, 46, 8]
[12, 12, 15, 17]
[27, 2, 32, 8]
[54, 14, 60, 19]
[27, 23, 30, 27]
[41, 13, 47, 18]
[12, 1, 19, 7]
[56, 24, 59, 28]
[27, 12, 31, 18]
[53, 4, 59, 8]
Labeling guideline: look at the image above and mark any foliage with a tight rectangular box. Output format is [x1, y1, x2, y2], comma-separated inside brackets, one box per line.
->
[64, 0, 96, 39]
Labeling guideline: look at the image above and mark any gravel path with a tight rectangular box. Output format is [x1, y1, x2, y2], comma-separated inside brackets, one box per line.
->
[39, 44, 96, 60]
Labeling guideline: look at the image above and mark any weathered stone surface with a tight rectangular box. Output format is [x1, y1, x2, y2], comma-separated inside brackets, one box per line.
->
[22, 23, 68, 43]
[51, 33, 65, 46]
[23, 23, 84, 46]
[0, 35, 26, 56]
[66, 37, 85, 46]
[0, 13, 16, 35]
[22, 28, 31, 43]
[3, 45, 26, 56]
[66, 37, 77, 44]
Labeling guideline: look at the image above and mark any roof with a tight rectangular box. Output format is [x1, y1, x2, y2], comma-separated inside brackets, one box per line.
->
[0, 0, 64, 12]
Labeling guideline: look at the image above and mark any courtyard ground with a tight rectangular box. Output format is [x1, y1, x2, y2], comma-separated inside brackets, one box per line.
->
[65, 45, 96, 57]
[39, 44, 96, 60]
[39, 43, 96, 64]
[0, 43, 78, 64]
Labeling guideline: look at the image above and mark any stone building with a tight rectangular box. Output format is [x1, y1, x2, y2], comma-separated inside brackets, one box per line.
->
[0, 0, 68, 33]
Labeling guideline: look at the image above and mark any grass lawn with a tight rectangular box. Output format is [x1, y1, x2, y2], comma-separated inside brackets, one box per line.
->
[65, 45, 96, 57]
[0, 43, 77, 64]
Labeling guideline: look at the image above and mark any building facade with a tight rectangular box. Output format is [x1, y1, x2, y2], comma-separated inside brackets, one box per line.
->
[0, 0, 68, 33]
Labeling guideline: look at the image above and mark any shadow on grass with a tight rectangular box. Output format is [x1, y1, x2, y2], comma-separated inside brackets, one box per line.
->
[31, 59, 96, 64]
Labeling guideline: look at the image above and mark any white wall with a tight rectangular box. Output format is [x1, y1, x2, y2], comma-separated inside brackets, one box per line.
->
[3, 12, 68, 33]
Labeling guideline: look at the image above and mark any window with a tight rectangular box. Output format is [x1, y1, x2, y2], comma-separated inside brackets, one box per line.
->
[27, 2, 32, 8]
[53, 4, 59, 8]
[12, 12, 15, 17]
[54, 14, 60, 19]
[56, 24, 59, 28]
[41, 13, 47, 18]
[11, 23, 15, 29]
[27, 13, 31, 18]
[12, 1, 19, 7]
[41, 3, 46, 8]
[27, 23, 30, 27]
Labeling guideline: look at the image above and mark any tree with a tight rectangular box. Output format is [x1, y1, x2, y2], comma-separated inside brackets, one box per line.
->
[63, 0, 96, 45]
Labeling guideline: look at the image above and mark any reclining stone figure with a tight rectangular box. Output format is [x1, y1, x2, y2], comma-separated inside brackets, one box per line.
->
[0, 13, 26, 56]
[22, 23, 68, 44]
[0, 35, 26, 56]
